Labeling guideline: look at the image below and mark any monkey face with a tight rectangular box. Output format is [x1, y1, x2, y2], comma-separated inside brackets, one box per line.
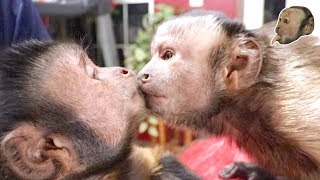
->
[138, 23, 218, 125]
[274, 9, 305, 44]
[138, 10, 263, 130]
[44, 49, 145, 144]
[0, 42, 145, 179]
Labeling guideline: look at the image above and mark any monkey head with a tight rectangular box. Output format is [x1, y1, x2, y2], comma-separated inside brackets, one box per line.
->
[272, 6, 314, 45]
[138, 10, 262, 130]
[0, 41, 145, 179]
[138, 9, 320, 180]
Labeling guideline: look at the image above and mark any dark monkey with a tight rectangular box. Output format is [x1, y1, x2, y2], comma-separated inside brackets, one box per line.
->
[138, 10, 320, 180]
[0, 41, 199, 179]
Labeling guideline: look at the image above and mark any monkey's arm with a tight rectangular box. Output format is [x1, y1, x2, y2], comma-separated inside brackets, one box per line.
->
[152, 154, 201, 180]
[118, 145, 200, 180]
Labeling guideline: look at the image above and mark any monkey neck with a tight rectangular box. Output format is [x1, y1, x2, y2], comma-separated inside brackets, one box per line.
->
[208, 86, 319, 177]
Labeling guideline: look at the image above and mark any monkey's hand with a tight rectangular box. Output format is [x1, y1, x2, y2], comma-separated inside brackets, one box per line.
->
[219, 162, 278, 180]
[151, 154, 201, 180]
[270, 35, 281, 46]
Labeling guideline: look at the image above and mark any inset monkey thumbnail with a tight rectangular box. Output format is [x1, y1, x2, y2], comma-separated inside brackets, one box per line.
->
[271, 6, 314, 45]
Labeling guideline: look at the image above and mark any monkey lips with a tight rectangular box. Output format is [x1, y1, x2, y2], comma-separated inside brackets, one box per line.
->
[139, 86, 166, 108]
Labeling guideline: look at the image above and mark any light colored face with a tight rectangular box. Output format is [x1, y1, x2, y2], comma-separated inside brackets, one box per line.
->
[138, 23, 223, 123]
[275, 8, 305, 44]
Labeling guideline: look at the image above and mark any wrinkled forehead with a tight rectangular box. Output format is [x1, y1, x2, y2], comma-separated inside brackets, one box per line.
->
[48, 43, 86, 67]
[280, 8, 305, 21]
[152, 16, 225, 50]
[40, 44, 91, 101]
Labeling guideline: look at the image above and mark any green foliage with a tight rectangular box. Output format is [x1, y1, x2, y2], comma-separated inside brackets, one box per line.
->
[124, 4, 175, 73]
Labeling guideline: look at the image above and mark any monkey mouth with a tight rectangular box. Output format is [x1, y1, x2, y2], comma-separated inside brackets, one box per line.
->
[139, 87, 165, 99]
[142, 91, 165, 98]
[271, 34, 282, 45]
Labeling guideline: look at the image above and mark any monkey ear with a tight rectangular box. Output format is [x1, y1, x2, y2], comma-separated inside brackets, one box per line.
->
[304, 17, 314, 35]
[224, 37, 262, 90]
[0, 123, 78, 179]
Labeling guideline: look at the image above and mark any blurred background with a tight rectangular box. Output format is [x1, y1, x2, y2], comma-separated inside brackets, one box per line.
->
[4, 0, 319, 152]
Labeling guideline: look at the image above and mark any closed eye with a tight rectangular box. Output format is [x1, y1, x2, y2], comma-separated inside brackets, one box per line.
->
[79, 55, 99, 80]
[92, 68, 98, 79]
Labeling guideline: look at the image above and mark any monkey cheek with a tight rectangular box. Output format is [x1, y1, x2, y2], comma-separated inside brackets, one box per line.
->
[112, 77, 141, 99]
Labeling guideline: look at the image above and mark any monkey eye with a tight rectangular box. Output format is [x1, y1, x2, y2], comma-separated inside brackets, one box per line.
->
[84, 63, 99, 80]
[80, 57, 99, 80]
[283, 19, 290, 24]
[161, 50, 174, 60]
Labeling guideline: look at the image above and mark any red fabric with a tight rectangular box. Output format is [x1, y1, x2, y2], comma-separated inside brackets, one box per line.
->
[179, 136, 254, 180]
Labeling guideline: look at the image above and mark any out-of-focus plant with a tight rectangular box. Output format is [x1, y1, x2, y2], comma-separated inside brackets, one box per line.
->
[124, 4, 175, 73]
[124, 4, 176, 137]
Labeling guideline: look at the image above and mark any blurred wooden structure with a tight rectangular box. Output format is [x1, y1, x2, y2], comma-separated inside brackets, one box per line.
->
[138, 115, 195, 153]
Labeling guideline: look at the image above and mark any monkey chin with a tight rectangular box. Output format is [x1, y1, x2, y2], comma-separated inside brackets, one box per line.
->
[141, 87, 216, 130]
[146, 103, 212, 132]
[144, 97, 166, 116]
[143, 95, 173, 120]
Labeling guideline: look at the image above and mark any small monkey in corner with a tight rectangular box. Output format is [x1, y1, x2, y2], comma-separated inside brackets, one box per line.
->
[138, 10, 320, 180]
[271, 6, 314, 45]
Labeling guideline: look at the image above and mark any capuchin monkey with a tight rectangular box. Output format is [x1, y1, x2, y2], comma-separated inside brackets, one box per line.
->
[138, 10, 320, 180]
[271, 6, 314, 45]
[0, 40, 199, 180]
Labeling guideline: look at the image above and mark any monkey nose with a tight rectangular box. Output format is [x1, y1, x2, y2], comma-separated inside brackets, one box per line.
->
[140, 73, 150, 84]
[121, 68, 130, 75]
[99, 67, 133, 80]
[114, 67, 133, 77]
